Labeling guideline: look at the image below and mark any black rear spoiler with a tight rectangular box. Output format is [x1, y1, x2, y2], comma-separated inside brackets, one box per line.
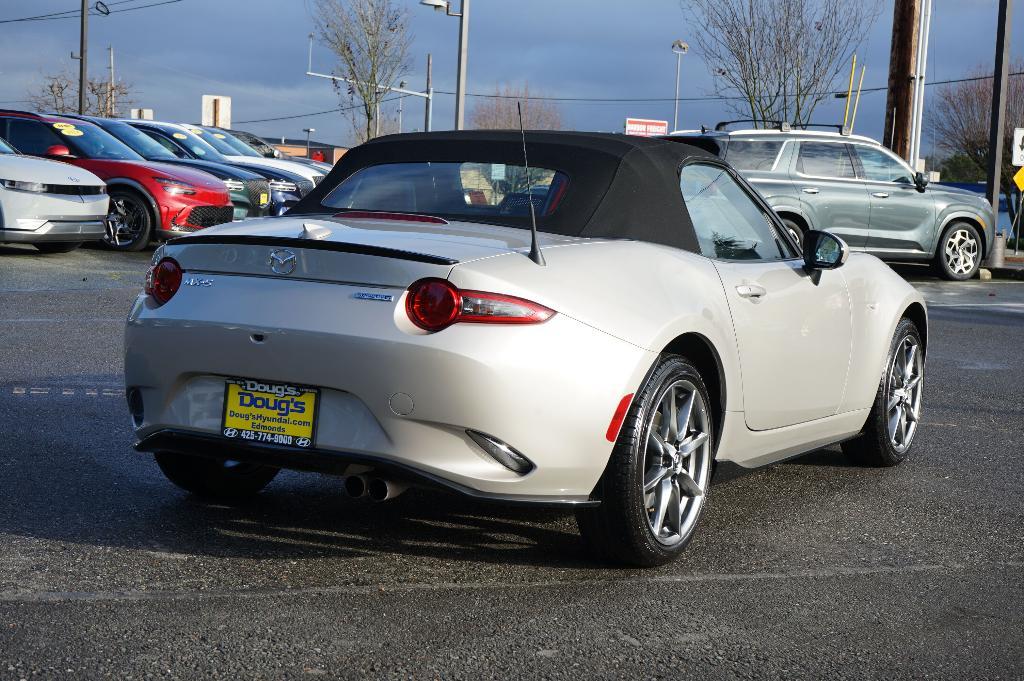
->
[167, 234, 458, 266]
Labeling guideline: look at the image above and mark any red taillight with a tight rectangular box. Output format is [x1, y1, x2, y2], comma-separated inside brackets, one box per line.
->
[405, 278, 555, 332]
[144, 257, 182, 305]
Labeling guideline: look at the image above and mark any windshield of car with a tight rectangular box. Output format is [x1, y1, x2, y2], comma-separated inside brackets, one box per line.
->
[204, 128, 262, 157]
[49, 121, 143, 161]
[150, 126, 229, 162]
[104, 121, 177, 160]
[321, 162, 569, 221]
[182, 125, 251, 156]
[232, 130, 277, 157]
[0, 136, 15, 154]
[724, 139, 785, 171]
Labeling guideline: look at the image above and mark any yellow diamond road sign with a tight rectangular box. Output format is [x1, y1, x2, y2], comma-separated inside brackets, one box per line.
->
[1014, 166, 1024, 192]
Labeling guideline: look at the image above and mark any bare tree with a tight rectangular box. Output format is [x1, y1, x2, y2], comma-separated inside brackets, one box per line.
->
[683, 0, 881, 127]
[25, 69, 134, 116]
[470, 84, 564, 130]
[312, 0, 411, 144]
[930, 61, 1024, 222]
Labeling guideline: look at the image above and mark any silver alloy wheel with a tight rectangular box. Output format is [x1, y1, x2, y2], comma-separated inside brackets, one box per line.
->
[105, 197, 145, 247]
[642, 379, 712, 546]
[944, 228, 979, 276]
[886, 335, 924, 453]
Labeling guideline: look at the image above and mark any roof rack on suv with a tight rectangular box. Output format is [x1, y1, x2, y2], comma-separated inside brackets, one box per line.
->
[714, 120, 792, 132]
[713, 120, 854, 136]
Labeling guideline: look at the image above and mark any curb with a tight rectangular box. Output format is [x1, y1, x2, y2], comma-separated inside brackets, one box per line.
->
[983, 267, 1024, 281]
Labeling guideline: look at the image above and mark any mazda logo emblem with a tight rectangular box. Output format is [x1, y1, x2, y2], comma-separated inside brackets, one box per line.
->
[268, 249, 297, 275]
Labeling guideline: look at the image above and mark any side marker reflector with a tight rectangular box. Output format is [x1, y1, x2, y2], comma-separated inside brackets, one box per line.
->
[605, 393, 634, 443]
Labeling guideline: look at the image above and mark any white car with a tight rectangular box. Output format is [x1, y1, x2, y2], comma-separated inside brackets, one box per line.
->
[0, 136, 108, 252]
[125, 132, 927, 567]
[181, 125, 325, 188]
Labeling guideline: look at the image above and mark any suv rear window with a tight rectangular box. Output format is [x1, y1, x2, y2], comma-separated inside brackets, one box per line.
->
[724, 140, 784, 171]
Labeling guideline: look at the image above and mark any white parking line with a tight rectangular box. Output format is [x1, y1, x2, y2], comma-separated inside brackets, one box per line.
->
[7, 386, 123, 397]
[0, 318, 124, 323]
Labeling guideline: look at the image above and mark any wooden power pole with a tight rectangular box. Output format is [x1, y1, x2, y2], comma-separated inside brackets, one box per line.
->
[883, 0, 920, 159]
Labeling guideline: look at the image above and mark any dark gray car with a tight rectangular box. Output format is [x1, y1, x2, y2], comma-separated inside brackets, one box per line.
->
[671, 128, 995, 280]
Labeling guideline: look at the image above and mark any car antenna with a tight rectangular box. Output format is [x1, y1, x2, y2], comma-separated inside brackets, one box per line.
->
[517, 101, 546, 266]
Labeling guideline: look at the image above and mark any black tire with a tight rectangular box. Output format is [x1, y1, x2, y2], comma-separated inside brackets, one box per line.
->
[104, 188, 154, 252]
[781, 217, 805, 248]
[154, 452, 279, 502]
[842, 318, 924, 467]
[33, 241, 82, 254]
[933, 221, 982, 281]
[576, 355, 715, 567]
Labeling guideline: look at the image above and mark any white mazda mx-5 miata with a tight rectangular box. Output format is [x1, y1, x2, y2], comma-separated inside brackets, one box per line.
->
[125, 131, 926, 566]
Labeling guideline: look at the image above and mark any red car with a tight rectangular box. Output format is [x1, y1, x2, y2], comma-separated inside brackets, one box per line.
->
[0, 110, 233, 251]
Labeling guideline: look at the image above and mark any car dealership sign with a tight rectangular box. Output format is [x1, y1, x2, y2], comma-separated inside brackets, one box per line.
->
[625, 118, 669, 137]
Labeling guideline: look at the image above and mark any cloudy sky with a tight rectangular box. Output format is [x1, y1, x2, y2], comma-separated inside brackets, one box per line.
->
[0, 0, 1019, 152]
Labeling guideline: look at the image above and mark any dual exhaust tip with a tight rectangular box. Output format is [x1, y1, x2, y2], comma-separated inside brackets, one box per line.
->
[343, 474, 407, 502]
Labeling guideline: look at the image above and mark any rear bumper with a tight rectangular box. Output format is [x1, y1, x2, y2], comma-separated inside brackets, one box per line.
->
[125, 276, 654, 500]
[136, 429, 599, 507]
[0, 217, 106, 243]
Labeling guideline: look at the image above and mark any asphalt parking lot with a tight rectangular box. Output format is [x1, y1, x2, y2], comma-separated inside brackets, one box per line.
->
[1, 244, 1022, 680]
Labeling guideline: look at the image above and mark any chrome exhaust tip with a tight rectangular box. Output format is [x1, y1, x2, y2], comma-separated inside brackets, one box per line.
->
[343, 474, 368, 498]
[366, 477, 408, 502]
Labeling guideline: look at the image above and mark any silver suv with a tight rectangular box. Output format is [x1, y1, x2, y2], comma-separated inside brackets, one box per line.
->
[671, 127, 995, 280]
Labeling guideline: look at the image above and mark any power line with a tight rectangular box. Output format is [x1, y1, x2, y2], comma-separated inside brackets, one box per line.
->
[0, 0, 180, 24]
[239, 70, 1024, 125]
[432, 71, 1024, 104]
[234, 96, 406, 124]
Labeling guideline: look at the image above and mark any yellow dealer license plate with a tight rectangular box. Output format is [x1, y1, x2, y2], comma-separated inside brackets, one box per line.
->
[221, 378, 318, 449]
[259, 192, 269, 206]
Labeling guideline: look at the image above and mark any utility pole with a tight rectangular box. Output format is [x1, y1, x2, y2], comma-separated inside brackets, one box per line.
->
[78, 0, 89, 114]
[108, 45, 115, 117]
[424, 53, 433, 133]
[986, 0, 1014, 216]
[883, 0, 920, 160]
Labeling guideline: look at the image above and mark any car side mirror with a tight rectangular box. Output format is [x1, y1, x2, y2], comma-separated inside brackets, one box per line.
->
[803, 230, 849, 270]
[44, 144, 72, 158]
[914, 171, 928, 192]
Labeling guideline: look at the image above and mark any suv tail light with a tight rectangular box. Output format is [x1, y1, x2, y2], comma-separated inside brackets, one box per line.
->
[144, 257, 182, 305]
[405, 278, 555, 332]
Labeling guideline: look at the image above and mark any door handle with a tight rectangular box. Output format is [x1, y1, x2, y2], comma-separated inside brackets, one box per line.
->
[736, 284, 767, 299]
[801, 187, 819, 194]
[871, 191, 890, 198]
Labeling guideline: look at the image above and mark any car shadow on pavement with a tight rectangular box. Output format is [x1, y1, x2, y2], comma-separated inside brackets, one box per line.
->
[156, 480, 600, 568]
[2, 390, 886, 572]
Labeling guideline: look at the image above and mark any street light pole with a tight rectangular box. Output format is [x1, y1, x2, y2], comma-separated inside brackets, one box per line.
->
[454, 0, 469, 130]
[303, 128, 315, 158]
[671, 40, 688, 132]
[421, 0, 470, 130]
[397, 81, 407, 133]
[78, 0, 88, 114]
[986, 0, 1014, 218]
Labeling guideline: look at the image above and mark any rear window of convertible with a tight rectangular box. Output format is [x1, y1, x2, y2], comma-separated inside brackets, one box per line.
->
[321, 162, 570, 219]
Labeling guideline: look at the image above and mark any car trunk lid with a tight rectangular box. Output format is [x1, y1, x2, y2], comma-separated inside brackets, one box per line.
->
[161, 213, 583, 287]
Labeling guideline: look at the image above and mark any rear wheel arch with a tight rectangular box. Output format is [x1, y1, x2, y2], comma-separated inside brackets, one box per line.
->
[902, 302, 928, 354]
[660, 332, 726, 449]
[936, 214, 987, 258]
[776, 210, 810, 233]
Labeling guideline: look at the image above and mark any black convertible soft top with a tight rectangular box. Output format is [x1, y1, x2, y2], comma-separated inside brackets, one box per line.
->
[291, 130, 715, 254]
